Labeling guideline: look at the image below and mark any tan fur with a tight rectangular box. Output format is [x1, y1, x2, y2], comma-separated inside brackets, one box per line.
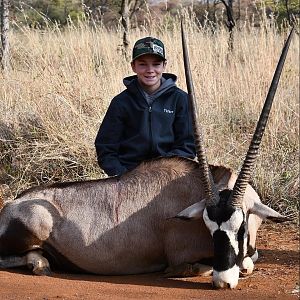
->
[0, 157, 263, 275]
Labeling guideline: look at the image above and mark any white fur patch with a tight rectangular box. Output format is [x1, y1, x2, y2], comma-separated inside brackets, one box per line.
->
[203, 207, 249, 289]
[220, 209, 244, 231]
[213, 265, 240, 289]
[219, 209, 245, 255]
[241, 256, 254, 274]
[203, 208, 246, 256]
[202, 208, 218, 234]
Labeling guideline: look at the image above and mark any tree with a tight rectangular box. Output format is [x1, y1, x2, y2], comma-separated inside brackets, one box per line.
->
[119, 0, 145, 59]
[11, 0, 84, 27]
[263, 0, 299, 26]
[120, 0, 130, 58]
[0, 0, 10, 71]
[220, 0, 235, 51]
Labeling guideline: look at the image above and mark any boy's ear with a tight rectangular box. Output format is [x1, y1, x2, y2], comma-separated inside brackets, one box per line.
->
[131, 61, 136, 73]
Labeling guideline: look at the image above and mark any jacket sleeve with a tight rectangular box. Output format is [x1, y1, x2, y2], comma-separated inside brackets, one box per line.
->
[95, 97, 128, 176]
[166, 92, 196, 158]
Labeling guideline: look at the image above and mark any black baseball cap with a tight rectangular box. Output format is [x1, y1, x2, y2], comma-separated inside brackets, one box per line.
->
[132, 37, 166, 61]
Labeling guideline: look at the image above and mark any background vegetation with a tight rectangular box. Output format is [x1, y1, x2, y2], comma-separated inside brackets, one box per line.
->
[7, 0, 300, 28]
[0, 6, 299, 221]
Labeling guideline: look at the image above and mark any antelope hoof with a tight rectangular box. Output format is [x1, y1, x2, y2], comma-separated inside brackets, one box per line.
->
[164, 263, 212, 278]
[33, 265, 52, 276]
[192, 263, 213, 277]
[26, 251, 51, 276]
[240, 256, 254, 277]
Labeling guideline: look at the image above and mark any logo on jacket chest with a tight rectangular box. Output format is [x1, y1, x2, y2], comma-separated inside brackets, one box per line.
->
[163, 108, 174, 114]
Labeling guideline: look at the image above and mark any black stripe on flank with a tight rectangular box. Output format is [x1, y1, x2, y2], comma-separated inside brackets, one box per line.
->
[0, 219, 86, 273]
[42, 243, 87, 273]
[213, 230, 236, 271]
[0, 219, 42, 256]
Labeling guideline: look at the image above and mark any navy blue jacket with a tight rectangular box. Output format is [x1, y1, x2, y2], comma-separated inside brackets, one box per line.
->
[95, 73, 196, 176]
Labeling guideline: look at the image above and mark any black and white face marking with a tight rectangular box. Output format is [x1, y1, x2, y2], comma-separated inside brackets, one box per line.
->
[203, 189, 248, 289]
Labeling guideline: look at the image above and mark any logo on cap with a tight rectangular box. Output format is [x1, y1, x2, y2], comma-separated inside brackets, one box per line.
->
[153, 44, 163, 56]
[132, 37, 166, 61]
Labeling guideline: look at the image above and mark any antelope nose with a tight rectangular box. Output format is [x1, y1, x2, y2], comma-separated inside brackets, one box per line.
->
[212, 280, 234, 289]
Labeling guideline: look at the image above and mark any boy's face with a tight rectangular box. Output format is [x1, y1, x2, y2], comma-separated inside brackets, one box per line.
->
[131, 54, 166, 94]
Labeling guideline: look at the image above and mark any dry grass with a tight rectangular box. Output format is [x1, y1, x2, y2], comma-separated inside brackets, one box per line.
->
[0, 18, 299, 219]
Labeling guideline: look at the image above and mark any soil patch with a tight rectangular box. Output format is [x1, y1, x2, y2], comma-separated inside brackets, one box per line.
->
[0, 223, 299, 300]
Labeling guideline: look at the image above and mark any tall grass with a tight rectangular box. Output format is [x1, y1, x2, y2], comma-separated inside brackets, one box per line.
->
[0, 17, 299, 220]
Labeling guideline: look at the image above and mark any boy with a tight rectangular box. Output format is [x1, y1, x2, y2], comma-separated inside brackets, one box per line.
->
[95, 36, 196, 176]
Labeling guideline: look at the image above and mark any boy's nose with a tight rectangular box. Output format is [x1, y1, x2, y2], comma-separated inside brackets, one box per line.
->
[146, 65, 155, 72]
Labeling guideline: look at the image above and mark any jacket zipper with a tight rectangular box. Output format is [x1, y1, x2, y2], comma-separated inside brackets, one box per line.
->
[148, 106, 153, 155]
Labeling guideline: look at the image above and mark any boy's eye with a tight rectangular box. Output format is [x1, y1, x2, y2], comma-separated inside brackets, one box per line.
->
[136, 61, 162, 67]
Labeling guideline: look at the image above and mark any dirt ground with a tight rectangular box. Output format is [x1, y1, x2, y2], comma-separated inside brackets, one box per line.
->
[0, 223, 299, 300]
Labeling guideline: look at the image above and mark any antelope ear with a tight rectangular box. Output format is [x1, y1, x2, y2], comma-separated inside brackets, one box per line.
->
[174, 199, 206, 220]
[250, 202, 291, 223]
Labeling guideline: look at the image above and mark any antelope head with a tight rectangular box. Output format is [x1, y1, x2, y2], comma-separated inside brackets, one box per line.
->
[177, 23, 294, 289]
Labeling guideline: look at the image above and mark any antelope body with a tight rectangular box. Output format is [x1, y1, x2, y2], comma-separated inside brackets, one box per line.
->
[0, 158, 284, 287]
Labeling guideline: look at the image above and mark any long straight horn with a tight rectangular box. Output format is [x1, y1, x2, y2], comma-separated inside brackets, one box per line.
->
[230, 28, 294, 207]
[181, 21, 219, 206]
